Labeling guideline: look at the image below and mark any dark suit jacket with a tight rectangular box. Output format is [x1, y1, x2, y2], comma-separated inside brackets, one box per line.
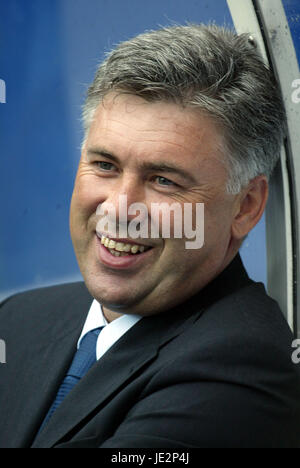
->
[1, 254, 300, 448]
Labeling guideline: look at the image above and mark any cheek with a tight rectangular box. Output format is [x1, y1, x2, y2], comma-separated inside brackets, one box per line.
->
[204, 202, 234, 244]
[72, 173, 106, 217]
[70, 177, 104, 245]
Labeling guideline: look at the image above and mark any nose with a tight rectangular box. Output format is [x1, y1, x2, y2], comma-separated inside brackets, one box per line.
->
[97, 174, 149, 235]
[109, 173, 146, 216]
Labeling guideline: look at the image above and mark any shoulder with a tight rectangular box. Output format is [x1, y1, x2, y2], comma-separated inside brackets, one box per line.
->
[186, 281, 294, 369]
[202, 280, 290, 336]
[0, 282, 92, 331]
[1, 281, 90, 306]
[149, 280, 298, 400]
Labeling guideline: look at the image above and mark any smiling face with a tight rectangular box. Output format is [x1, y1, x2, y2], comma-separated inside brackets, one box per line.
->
[70, 93, 247, 320]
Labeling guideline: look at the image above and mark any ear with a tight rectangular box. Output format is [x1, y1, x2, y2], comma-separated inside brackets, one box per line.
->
[231, 176, 269, 241]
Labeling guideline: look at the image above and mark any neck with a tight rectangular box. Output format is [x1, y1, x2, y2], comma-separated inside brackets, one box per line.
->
[102, 308, 124, 323]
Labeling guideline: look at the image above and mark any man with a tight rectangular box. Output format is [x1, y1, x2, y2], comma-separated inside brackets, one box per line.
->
[1, 23, 300, 448]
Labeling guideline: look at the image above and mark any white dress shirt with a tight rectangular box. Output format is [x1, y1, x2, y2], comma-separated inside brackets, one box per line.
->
[77, 300, 142, 361]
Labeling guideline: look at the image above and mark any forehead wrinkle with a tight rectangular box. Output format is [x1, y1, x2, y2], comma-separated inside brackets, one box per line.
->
[90, 125, 195, 155]
[96, 117, 200, 143]
[91, 116, 210, 153]
[94, 103, 209, 141]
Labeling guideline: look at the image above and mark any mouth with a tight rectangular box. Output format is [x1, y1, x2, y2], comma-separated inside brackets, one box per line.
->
[98, 233, 153, 257]
[95, 233, 155, 269]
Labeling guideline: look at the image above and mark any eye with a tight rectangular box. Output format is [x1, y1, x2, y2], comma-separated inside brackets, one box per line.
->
[96, 161, 116, 172]
[154, 176, 177, 187]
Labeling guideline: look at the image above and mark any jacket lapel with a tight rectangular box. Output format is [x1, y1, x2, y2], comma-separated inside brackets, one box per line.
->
[32, 303, 203, 448]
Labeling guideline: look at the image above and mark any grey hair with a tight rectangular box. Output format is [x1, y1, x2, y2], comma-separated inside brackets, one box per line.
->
[82, 23, 286, 194]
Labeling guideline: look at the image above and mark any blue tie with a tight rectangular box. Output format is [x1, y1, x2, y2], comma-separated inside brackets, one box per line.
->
[39, 327, 103, 432]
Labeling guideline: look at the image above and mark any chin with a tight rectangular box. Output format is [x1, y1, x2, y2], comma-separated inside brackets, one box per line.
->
[84, 276, 138, 309]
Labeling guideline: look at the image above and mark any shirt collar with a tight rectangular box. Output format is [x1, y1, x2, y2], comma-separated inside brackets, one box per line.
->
[77, 300, 142, 360]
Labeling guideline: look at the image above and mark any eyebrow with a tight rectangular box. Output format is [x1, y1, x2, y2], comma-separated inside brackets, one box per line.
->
[87, 148, 197, 185]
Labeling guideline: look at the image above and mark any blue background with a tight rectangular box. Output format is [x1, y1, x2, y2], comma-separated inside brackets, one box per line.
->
[1, 0, 298, 300]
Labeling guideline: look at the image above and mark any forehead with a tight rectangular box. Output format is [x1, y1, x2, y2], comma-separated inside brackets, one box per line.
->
[86, 93, 225, 170]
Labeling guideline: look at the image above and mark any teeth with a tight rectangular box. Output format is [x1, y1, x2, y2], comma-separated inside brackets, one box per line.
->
[108, 240, 116, 249]
[109, 249, 120, 257]
[115, 242, 125, 252]
[131, 245, 139, 254]
[100, 235, 149, 255]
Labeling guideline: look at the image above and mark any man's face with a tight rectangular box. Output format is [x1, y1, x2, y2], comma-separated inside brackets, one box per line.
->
[70, 93, 238, 318]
